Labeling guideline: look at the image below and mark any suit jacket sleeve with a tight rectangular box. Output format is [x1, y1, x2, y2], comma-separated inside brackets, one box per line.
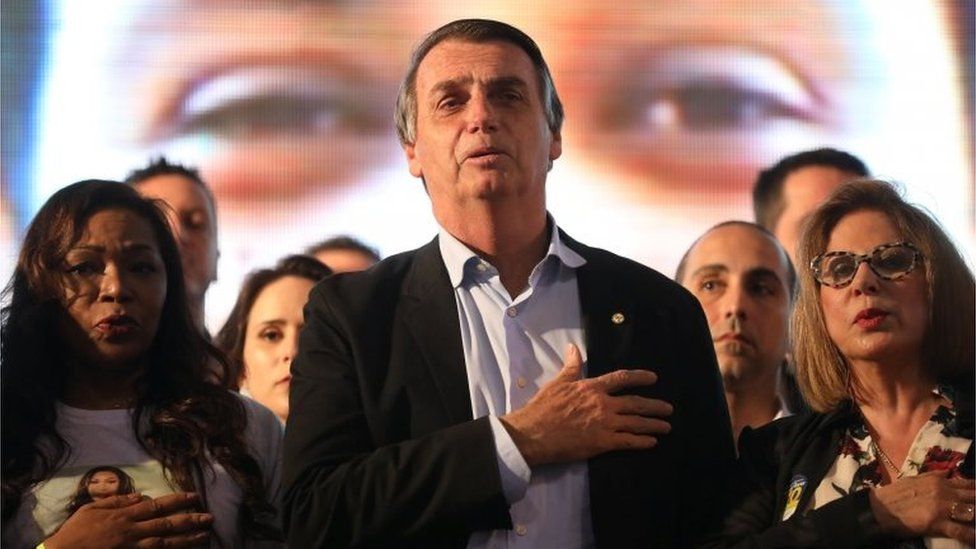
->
[671, 288, 738, 542]
[281, 280, 510, 548]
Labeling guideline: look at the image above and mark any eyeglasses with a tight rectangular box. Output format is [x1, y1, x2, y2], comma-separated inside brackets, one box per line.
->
[811, 242, 924, 288]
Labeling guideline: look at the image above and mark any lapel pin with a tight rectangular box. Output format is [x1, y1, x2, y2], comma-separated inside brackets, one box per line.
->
[611, 312, 625, 325]
[781, 474, 806, 521]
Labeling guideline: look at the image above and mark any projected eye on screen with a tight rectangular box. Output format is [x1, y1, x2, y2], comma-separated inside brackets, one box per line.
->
[2, 0, 972, 330]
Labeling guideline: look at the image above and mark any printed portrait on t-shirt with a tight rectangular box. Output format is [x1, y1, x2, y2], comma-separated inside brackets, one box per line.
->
[28, 461, 178, 538]
[64, 465, 137, 516]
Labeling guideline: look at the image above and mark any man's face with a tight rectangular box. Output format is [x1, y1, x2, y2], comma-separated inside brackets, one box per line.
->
[680, 224, 791, 387]
[133, 174, 219, 303]
[403, 39, 561, 221]
[773, 165, 858, 265]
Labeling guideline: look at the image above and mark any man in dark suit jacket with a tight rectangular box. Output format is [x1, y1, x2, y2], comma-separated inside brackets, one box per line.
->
[283, 19, 734, 548]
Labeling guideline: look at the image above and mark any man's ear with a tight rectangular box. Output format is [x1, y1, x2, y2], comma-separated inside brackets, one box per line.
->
[549, 130, 562, 163]
[547, 130, 562, 172]
[404, 142, 423, 178]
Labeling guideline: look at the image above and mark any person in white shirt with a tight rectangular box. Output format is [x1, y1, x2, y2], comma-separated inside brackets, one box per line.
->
[1, 180, 283, 548]
[283, 18, 734, 548]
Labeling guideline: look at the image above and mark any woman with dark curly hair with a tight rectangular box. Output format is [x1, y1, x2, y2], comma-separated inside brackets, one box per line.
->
[215, 255, 331, 422]
[1, 180, 283, 547]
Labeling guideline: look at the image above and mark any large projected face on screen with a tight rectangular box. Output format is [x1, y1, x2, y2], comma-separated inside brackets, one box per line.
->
[539, 0, 972, 264]
[7, 0, 973, 329]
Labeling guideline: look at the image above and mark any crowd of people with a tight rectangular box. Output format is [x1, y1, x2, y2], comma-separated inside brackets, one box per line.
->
[1, 18, 973, 549]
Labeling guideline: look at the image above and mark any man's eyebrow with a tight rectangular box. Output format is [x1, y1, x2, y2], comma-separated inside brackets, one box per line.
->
[486, 76, 529, 91]
[429, 76, 472, 97]
[690, 264, 728, 278]
[428, 75, 529, 97]
[745, 267, 786, 285]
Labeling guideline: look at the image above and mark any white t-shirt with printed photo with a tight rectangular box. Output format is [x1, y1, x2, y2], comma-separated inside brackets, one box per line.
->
[3, 393, 284, 548]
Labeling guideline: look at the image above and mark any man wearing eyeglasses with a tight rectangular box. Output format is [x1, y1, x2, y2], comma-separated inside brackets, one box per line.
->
[676, 221, 797, 442]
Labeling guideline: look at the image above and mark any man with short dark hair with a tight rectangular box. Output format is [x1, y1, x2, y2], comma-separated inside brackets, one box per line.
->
[752, 148, 868, 265]
[676, 221, 797, 441]
[304, 235, 381, 273]
[125, 157, 219, 332]
[283, 19, 733, 548]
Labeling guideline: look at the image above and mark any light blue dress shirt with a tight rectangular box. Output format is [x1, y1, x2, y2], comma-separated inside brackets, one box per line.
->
[438, 220, 596, 549]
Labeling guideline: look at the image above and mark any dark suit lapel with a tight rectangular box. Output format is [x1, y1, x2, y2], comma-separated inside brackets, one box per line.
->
[400, 238, 473, 424]
[564, 231, 659, 545]
[562, 231, 636, 378]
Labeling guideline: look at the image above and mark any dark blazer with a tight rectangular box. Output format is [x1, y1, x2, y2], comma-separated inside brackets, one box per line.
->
[282, 233, 734, 548]
[703, 387, 975, 548]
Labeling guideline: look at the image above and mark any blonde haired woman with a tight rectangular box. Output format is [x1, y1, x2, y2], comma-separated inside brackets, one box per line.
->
[707, 180, 974, 547]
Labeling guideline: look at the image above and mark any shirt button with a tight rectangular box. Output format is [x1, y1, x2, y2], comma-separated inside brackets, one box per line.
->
[507, 307, 517, 317]
[515, 524, 528, 536]
[517, 376, 527, 388]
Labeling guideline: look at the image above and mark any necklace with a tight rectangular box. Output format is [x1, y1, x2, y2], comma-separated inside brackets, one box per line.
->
[870, 439, 904, 480]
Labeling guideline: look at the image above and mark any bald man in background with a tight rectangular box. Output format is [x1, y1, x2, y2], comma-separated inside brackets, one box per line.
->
[676, 221, 797, 441]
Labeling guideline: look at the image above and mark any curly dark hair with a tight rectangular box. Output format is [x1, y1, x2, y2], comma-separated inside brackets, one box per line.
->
[0, 180, 280, 540]
[65, 465, 136, 515]
[214, 255, 331, 388]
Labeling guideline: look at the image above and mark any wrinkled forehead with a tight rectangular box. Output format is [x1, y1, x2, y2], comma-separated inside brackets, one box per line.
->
[416, 39, 538, 91]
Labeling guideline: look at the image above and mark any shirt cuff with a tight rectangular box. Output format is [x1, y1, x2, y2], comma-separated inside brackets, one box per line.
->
[488, 415, 531, 504]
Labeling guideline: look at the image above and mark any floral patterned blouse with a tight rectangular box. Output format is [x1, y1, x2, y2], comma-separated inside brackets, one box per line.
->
[808, 388, 972, 548]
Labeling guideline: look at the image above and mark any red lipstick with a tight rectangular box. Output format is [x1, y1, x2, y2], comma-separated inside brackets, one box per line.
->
[853, 308, 888, 329]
